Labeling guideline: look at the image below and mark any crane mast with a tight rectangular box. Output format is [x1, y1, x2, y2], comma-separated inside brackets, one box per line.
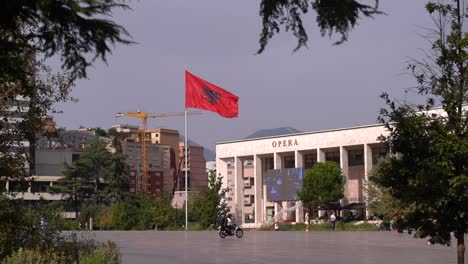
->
[115, 111, 201, 194]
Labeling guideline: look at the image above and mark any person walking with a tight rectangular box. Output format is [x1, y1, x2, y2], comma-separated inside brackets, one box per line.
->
[304, 212, 310, 232]
[330, 212, 337, 231]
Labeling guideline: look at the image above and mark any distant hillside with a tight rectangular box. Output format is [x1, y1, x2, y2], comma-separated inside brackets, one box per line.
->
[179, 135, 215, 161]
[244, 127, 302, 139]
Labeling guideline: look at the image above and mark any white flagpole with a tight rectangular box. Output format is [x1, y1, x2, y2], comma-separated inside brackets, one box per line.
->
[184, 65, 188, 230]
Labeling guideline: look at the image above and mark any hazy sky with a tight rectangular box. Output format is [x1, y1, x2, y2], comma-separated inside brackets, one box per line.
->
[53, 0, 434, 151]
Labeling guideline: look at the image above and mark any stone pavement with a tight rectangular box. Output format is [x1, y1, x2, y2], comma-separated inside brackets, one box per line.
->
[92, 231, 461, 264]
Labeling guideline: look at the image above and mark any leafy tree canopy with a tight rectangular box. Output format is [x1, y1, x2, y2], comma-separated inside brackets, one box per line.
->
[0, 0, 132, 81]
[51, 138, 130, 214]
[298, 161, 346, 213]
[191, 170, 228, 228]
[258, 0, 382, 53]
[375, 1, 466, 262]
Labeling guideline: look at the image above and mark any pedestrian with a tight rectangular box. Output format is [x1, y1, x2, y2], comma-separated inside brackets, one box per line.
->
[274, 221, 279, 231]
[304, 212, 310, 232]
[330, 212, 337, 231]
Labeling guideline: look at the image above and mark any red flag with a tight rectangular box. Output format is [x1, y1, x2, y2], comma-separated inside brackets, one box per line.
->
[185, 70, 239, 118]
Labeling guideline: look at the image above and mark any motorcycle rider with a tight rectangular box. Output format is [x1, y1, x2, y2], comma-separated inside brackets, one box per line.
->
[225, 213, 234, 234]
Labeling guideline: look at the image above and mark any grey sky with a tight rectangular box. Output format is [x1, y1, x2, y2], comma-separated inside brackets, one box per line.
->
[53, 0, 433, 151]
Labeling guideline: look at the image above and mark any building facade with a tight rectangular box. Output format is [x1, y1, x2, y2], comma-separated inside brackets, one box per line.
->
[216, 124, 389, 228]
[122, 141, 171, 196]
[178, 142, 207, 192]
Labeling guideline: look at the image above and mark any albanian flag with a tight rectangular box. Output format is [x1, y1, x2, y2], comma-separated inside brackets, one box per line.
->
[185, 70, 239, 118]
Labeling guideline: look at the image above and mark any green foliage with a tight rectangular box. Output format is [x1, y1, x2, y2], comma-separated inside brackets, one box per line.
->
[186, 223, 206, 231]
[366, 158, 415, 222]
[111, 193, 155, 230]
[153, 193, 176, 230]
[0, 0, 132, 81]
[0, 194, 62, 260]
[80, 241, 121, 264]
[298, 162, 346, 214]
[1, 0, 132, 180]
[377, 2, 466, 262]
[95, 206, 113, 230]
[61, 219, 81, 231]
[0, 248, 65, 264]
[258, 222, 379, 231]
[51, 139, 130, 215]
[258, 0, 383, 53]
[191, 171, 228, 228]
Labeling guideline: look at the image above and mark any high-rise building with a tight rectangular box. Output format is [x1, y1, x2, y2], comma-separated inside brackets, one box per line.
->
[113, 125, 179, 196]
[122, 140, 171, 196]
[0, 96, 31, 175]
[178, 142, 207, 192]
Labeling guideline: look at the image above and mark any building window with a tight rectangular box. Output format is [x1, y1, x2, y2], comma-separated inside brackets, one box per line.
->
[264, 157, 274, 171]
[72, 154, 80, 162]
[243, 195, 253, 205]
[348, 149, 364, 166]
[284, 155, 295, 168]
[304, 153, 316, 169]
[325, 151, 340, 164]
[243, 178, 251, 188]
[245, 213, 255, 223]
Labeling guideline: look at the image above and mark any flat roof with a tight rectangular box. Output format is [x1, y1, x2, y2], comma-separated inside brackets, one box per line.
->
[216, 123, 384, 145]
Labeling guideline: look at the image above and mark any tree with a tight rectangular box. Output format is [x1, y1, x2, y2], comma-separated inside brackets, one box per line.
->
[257, 0, 383, 53]
[111, 193, 155, 230]
[0, 0, 132, 81]
[297, 162, 346, 216]
[366, 158, 415, 228]
[0, 0, 132, 180]
[191, 171, 228, 228]
[51, 139, 130, 215]
[153, 192, 175, 230]
[1, 61, 74, 179]
[376, 1, 467, 263]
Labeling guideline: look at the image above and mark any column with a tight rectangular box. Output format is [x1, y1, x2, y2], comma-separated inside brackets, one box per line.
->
[254, 154, 263, 225]
[340, 146, 349, 217]
[295, 150, 303, 168]
[364, 144, 373, 218]
[296, 201, 304, 223]
[273, 152, 282, 220]
[274, 202, 280, 222]
[274, 152, 282, 169]
[234, 156, 243, 225]
[295, 150, 304, 222]
[317, 148, 325, 162]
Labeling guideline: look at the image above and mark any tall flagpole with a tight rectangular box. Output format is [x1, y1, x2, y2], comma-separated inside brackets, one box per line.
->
[184, 65, 188, 230]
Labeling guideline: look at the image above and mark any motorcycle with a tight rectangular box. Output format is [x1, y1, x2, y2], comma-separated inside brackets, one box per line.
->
[219, 224, 243, 238]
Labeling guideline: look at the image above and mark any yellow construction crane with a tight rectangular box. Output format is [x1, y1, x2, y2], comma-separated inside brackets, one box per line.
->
[115, 111, 201, 193]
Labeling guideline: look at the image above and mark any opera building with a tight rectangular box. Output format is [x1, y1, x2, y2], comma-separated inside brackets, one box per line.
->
[216, 124, 389, 228]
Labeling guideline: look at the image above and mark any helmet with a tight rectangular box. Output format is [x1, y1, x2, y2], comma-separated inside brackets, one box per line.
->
[227, 214, 232, 218]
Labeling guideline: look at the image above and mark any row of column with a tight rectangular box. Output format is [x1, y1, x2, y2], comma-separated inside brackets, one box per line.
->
[226, 144, 374, 226]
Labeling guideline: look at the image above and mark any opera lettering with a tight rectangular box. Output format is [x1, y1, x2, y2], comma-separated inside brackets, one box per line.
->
[272, 139, 299, 148]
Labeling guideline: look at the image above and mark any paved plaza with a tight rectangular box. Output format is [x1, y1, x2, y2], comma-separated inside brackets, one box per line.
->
[92, 230, 462, 264]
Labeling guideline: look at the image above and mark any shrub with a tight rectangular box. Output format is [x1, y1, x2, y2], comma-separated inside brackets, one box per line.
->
[61, 219, 81, 230]
[0, 248, 65, 264]
[186, 223, 205, 231]
[80, 241, 121, 264]
[258, 222, 379, 231]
